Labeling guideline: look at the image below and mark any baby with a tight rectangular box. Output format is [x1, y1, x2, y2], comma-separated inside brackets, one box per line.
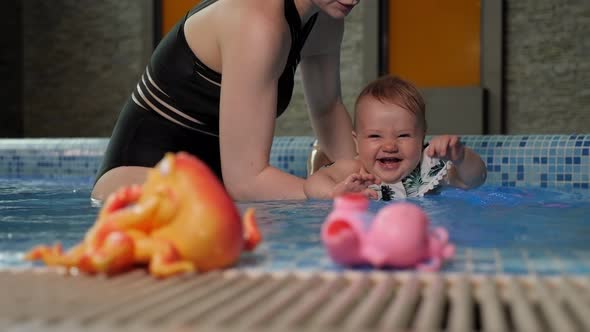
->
[304, 75, 487, 200]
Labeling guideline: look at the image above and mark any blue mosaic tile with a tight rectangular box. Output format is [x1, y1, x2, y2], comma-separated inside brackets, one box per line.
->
[0, 135, 589, 190]
[0, 139, 108, 179]
[269, 136, 315, 178]
[459, 135, 590, 190]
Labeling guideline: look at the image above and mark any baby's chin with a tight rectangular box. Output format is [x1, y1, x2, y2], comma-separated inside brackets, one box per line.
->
[374, 168, 415, 184]
[371, 169, 402, 184]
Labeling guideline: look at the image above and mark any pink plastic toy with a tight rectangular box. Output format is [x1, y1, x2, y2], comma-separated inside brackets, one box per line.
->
[321, 194, 455, 271]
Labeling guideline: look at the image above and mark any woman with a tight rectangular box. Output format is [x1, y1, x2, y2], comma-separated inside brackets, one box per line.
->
[92, 0, 359, 201]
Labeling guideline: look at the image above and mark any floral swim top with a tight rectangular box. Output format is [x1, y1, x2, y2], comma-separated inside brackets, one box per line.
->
[368, 149, 451, 201]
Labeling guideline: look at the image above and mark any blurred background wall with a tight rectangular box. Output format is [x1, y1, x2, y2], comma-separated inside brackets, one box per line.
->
[19, 0, 153, 137]
[0, 1, 23, 137]
[1, 0, 588, 138]
[505, 1, 590, 134]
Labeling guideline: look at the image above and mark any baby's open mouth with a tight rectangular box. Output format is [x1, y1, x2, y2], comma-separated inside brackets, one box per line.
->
[377, 157, 401, 168]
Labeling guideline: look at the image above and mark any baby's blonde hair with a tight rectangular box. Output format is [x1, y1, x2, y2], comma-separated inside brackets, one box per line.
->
[354, 75, 426, 131]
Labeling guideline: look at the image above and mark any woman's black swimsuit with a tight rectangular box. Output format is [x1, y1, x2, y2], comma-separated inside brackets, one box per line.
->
[95, 0, 317, 184]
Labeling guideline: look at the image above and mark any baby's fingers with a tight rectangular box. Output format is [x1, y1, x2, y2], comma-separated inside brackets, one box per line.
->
[346, 173, 361, 184]
[359, 174, 377, 184]
[426, 144, 435, 157]
[449, 140, 465, 162]
[428, 140, 446, 158]
[363, 188, 379, 200]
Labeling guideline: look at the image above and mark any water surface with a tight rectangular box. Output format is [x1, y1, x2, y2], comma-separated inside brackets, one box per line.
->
[1, 178, 589, 275]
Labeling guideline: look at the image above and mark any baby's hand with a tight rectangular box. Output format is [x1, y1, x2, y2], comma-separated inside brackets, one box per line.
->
[332, 173, 379, 199]
[427, 135, 465, 164]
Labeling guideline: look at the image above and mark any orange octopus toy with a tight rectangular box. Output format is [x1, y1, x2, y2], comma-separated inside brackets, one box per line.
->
[26, 152, 261, 278]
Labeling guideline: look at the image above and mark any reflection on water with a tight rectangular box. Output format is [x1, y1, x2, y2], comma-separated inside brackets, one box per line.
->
[240, 186, 590, 250]
[1, 179, 589, 274]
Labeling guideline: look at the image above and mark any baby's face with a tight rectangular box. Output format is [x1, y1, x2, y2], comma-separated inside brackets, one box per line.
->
[353, 97, 424, 184]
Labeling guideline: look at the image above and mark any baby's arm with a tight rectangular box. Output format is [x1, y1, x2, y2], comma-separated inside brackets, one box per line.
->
[427, 135, 487, 189]
[304, 160, 378, 199]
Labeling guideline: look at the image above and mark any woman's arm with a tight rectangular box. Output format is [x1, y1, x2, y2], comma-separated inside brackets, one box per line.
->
[304, 159, 368, 199]
[300, 14, 356, 163]
[304, 166, 340, 200]
[217, 6, 307, 201]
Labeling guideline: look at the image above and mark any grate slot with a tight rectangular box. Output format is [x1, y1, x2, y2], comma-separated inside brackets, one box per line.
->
[576, 277, 590, 302]
[448, 275, 474, 332]
[309, 274, 371, 326]
[32, 275, 106, 323]
[105, 271, 221, 325]
[2, 271, 52, 319]
[200, 274, 291, 325]
[412, 274, 447, 330]
[1, 271, 60, 320]
[75, 272, 188, 325]
[43, 271, 157, 324]
[3, 270, 136, 322]
[378, 275, 421, 330]
[273, 275, 346, 327]
[4, 320, 49, 332]
[238, 274, 322, 327]
[162, 274, 269, 327]
[135, 272, 240, 326]
[477, 276, 509, 331]
[532, 277, 578, 332]
[3, 269, 590, 332]
[506, 277, 542, 332]
[344, 275, 395, 328]
[556, 277, 590, 330]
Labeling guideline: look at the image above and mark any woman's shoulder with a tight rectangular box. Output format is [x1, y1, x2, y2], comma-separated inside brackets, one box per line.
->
[222, 0, 289, 30]
[214, 0, 290, 48]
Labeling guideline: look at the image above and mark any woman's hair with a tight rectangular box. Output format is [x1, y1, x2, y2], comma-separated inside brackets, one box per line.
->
[354, 75, 426, 131]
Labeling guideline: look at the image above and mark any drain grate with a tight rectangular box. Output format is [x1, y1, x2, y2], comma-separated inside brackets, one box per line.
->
[1, 269, 589, 331]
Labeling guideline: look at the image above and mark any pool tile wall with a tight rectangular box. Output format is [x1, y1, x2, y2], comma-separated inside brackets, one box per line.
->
[0, 139, 106, 179]
[0, 135, 588, 189]
[462, 135, 590, 189]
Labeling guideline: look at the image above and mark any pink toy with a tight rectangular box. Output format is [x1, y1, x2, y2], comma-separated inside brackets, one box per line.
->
[321, 194, 455, 271]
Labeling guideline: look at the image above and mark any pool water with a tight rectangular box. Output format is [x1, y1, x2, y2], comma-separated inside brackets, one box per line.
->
[1, 178, 589, 275]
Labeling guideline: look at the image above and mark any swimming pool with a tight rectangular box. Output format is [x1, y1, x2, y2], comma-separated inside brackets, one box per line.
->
[1, 135, 589, 276]
[1, 178, 589, 275]
[1, 136, 590, 332]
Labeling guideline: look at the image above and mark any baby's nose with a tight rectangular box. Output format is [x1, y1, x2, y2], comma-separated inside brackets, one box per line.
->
[382, 140, 399, 152]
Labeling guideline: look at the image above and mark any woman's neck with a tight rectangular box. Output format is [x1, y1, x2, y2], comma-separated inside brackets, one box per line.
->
[292, 0, 319, 25]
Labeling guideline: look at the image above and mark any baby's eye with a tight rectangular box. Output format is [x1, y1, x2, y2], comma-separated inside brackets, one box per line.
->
[368, 134, 381, 138]
[398, 134, 410, 138]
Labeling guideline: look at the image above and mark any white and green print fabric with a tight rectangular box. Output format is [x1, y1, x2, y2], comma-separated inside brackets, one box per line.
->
[369, 150, 451, 201]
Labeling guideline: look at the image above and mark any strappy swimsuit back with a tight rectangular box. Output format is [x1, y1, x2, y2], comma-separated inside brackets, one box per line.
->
[96, 0, 318, 183]
[136, 0, 317, 136]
